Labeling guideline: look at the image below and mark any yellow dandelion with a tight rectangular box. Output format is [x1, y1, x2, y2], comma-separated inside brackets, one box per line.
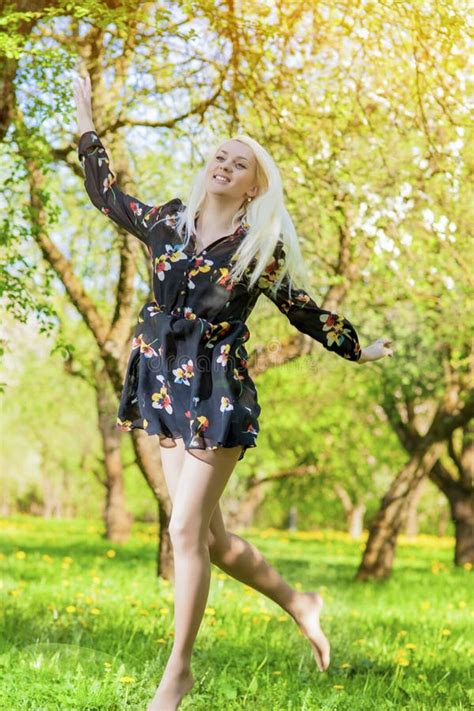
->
[63, 556, 73, 563]
[261, 614, 271, 622]
[85, 596, 94, 605]
[333, 684, 345, 689]
[42, 554, 53, 563]
[15, 551, 26, 559]
[216, 630, 227, 637]
[340, 663, 351, 669]
[9, 589, 21, 597]
[90, 608, 100, 615]
[272, 671, 282, 675]
[217, 573, 227, 580]
[441, 628, 451, 636]
[397, 630, 408, 637]
[421, 601, 431, 610]
[252, 616, 260, 624]
[104, 662, 112, 668]
[204, 607, 216, 616]
[66, 605, 77, 613]
[405, 643, 416, 650]
[277, 615, 287, 622]
[139, 609, 150, 616]
[159, 607, 169, 615]
[156, 639, 166, 645]
[458, 601, 466, 608]
[396, 658, 409, 666]
[241, 607, 251, 614]
[92, 577, 101, 584]
[463, 562, 472, 571]
[106, 550, 116, 558]
[119, 676, 135, 684]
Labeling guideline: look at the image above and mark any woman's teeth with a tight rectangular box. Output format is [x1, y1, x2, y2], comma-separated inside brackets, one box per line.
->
[213, 175, 230, 183]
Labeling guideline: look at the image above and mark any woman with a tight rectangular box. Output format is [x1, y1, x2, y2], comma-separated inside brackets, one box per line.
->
[73, 72, 393, 711]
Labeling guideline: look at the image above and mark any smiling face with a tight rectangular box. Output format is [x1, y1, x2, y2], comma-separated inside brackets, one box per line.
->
[204, 139, 259, 202]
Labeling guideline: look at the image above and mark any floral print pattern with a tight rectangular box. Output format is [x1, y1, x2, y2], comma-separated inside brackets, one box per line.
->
[78, 130, 362, 461]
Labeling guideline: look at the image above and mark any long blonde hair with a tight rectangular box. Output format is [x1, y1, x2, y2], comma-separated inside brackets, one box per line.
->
[175, 134, 314, 297]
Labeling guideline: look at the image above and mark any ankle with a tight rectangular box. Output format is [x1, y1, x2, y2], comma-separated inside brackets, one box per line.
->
[285, 589, 306, 619]
[165, 653, 192, 676]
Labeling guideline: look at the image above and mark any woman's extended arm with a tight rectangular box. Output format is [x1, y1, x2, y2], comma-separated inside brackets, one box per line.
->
[259, 243, 393, 364]
[73, 73, 163, 247]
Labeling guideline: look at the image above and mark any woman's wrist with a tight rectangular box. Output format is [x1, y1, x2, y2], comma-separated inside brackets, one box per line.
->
[78, 121, 96, 136]
[77, 110, 95, 136]
[357, 347, 369, 364]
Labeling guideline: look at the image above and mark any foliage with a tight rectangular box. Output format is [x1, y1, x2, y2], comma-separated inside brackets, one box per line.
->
[0, 517, 472, 709]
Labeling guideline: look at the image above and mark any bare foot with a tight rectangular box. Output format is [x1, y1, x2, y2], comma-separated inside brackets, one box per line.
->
[291, 591, 331, 672]
[146, 668, 194, 711]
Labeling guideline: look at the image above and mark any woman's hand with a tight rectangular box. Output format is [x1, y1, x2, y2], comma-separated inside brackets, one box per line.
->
[358, 337, 393, 364]
[73, 71, 96, 136]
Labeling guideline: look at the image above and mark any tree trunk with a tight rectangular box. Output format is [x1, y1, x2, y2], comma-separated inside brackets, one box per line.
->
[452, 495, 474, 564]
[429, 460, 474, 565]
[334, 484, 366, 538]
[96, 366, 132, 543]
[356, 442, 444, 580]
[404, 478, 426, 537]
[131, 430, 174, 581]
[348, 503, 366, 539]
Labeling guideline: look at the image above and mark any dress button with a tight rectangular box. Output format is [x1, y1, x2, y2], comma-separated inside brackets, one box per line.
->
[180, 290, 185, 294]
[177, 307, 181, 312]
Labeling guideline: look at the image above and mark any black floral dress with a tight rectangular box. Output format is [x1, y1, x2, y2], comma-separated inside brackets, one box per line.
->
[78, 131, 362, 461]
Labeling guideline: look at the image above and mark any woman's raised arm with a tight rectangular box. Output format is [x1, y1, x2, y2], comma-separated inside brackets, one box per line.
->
[73, 73, 163, 247]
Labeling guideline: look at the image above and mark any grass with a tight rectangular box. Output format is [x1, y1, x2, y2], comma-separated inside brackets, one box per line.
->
[0, 515, 472, 710]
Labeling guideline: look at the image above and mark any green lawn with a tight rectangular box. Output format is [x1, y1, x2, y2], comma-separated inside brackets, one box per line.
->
[0, 516, 472, 710]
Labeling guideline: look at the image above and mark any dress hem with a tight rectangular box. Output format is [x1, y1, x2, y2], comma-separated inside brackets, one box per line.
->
[117, 419, 255, 461]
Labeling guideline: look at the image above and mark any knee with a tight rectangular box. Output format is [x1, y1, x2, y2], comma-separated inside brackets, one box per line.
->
[169, 517, 206, 551]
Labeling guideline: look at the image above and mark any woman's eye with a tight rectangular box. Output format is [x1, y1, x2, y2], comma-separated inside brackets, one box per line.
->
[215, 156, 246, 169]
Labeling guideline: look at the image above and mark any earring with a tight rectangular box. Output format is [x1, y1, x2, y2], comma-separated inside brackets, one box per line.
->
[247, 196, 252, 203]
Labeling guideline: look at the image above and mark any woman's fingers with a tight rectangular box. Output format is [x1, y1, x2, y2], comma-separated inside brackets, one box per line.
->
[373, 337, 394, 359]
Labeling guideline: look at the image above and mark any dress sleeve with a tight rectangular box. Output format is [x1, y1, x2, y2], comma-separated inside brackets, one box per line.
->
[258, 243, 362, 362]
[78, 130, 164, 247]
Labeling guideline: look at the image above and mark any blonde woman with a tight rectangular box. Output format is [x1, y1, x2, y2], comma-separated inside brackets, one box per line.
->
[73, 72, 393, 711]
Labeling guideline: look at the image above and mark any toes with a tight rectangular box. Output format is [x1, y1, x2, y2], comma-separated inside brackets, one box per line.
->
[311, 643, 323, 672]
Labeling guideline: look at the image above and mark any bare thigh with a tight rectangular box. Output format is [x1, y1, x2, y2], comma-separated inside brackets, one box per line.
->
[159, 436, 233, 549]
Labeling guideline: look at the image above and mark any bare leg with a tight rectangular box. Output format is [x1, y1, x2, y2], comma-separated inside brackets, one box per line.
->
[147, 439, 243, 711]
[208, 503, 330, 672]
[156, 437, 330, 675]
